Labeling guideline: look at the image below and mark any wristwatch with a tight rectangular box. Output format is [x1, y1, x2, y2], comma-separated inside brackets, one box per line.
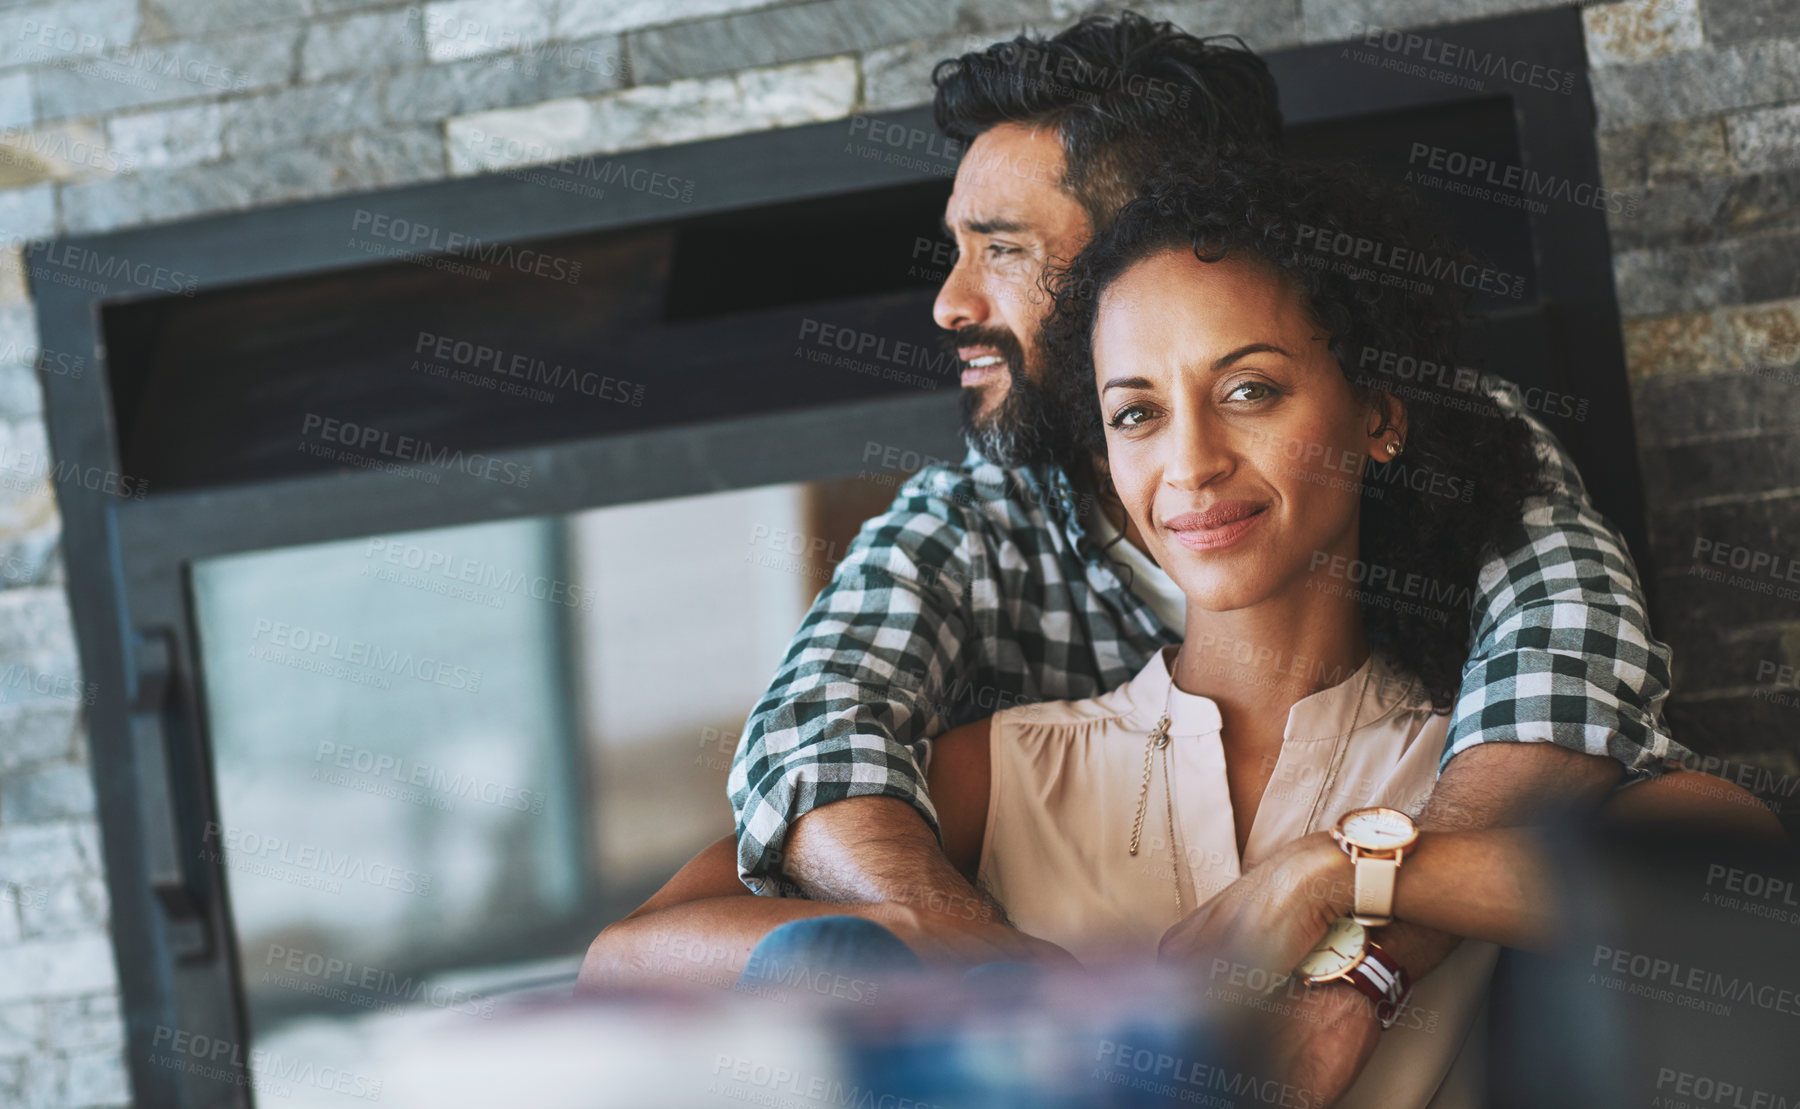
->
[1295, 915, 1413, 1030]
[1330, 806, 1419, 927]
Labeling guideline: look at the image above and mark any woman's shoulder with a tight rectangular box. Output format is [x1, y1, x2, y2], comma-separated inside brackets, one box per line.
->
[990, 680, 1141, 739]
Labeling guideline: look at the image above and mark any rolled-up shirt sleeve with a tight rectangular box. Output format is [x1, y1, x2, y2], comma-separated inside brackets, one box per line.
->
[1444, 391, 1689, 784]
[728, 475, 982, 895]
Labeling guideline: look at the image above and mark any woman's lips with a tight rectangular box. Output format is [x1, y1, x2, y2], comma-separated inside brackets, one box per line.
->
[1163, 503, 1268, 552]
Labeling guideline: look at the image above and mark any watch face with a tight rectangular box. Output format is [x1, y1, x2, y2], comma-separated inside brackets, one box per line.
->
[1295, 916, 1366, 980]
[1342, 807, 1418, 851]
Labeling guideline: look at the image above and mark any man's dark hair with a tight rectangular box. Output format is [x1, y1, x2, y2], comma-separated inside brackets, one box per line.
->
[932, 11, 1283, 231]
[1041, 156, 1550, 709]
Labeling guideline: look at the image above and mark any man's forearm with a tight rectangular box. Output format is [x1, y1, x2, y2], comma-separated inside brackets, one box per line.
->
[1355, 742, 1624, 980]
[783, 795, 988, 910]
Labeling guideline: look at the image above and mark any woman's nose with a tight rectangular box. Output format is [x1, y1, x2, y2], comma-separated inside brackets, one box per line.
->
[1160, 406, 1234, 490]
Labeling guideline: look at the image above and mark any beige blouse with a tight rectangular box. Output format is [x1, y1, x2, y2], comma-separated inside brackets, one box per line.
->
[973, 644, 1498, 1109]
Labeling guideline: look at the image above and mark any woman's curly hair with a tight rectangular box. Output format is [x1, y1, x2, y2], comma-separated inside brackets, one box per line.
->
[1042, 156, 1549, 710]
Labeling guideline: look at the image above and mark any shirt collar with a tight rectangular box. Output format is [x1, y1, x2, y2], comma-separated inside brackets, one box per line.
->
[1121, 643, 1424, 741]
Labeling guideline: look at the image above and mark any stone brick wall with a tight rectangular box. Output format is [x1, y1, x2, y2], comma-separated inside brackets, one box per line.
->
[0, 0, 1790, 1105]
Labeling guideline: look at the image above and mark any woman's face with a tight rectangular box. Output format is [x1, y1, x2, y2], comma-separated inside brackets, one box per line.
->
[1093, 248, 1395, 613]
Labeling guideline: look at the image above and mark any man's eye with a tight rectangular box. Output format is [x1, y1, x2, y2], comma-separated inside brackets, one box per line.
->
[986, 244, 1021, 257]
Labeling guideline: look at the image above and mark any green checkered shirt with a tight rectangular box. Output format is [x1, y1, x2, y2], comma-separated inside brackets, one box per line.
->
[728, 388, 1684, 894]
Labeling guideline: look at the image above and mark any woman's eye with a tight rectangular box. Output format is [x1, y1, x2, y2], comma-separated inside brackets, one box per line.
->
[1108, 404, 1153, 429]
[1226, 380, 1278, 403]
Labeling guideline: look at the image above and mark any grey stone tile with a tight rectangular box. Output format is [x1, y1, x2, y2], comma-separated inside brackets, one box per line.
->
[218, 73, 389, 157]
[554, 0, 793, 40]
[104, 101, 225, 171]
[139, 0, 310, 40]
[1596, 117, 1732, 186]
[0, 1001, 36, 1057]
[0, 587, 77, 692]
[61, 124, 445, 233]
[0, 185, 55, 242]
[0, 823, 93, 888]
[1613, 242, 1741, 317]
[382, 36, 628, 126]
[419, 0, 553, 63]
[445, 55, 854, 171]
[1733, 230, 1800, 303]
[1648, 490, 1800, 573]
[1726, 101, 1800, 173]
[862, 32, 993, 113]
[1583, 0, 1704, 66]
[301, 7, 428, 81]
[1720, 167, 1800, 237]
[0, 74, 32, 132]
[40, 992, 123, 1054]
[628, 0, 1058, 84]
[0, 0, 140, 69]
[1663, 620, 1795, 694]
[1662, 692, 1800, 767]
[1606, 174, 1740, 250]
[1701, 0, 1800, 46]
[1140, 0, 1306, 48]
[1591, 37, 1800, 128]
[34, 24, 301, 121]
[0, 701, 77, 774]
[17, 874, 109, 938]
[0, 764, 94, 822]
[1643, 428, 1800, 502]
[1634, 365, 1800, 443]
[1299, 0, 1563, 41]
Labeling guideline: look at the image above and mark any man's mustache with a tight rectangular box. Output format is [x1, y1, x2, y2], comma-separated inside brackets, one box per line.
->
[941, 326, 1027, 371]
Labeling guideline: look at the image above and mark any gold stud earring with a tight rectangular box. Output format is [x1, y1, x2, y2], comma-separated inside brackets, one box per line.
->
[1387, 440, 1401, 457]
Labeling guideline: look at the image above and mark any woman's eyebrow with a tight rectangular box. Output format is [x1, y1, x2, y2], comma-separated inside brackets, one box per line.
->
[1101, 374, 1154, 392]
[1101, 342, 1291, 392]
[1213, 342, 1290, 369]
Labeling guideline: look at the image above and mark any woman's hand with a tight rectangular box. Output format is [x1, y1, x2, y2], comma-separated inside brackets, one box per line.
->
[1157, 831, 1353, 978]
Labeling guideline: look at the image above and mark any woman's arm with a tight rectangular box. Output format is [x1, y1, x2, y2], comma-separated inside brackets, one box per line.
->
[924, 717, 993, 881]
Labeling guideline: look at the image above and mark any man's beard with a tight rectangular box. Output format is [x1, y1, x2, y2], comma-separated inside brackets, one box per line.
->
[953, 326, 1060, 469]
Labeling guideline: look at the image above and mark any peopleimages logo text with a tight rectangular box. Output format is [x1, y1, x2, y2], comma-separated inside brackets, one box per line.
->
[24, 240, 198, 295]
[350, 208, 582, 283]
[1294, 221, 1525, 299]
[1348, 22, 1577, 94]
[300, 413, 531, 486]
[1407, 143, 1637, 215]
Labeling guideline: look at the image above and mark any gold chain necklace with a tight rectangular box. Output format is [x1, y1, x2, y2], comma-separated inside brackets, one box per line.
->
[1128, 649, 1184, 914]
[1129, 648, 1377, 916]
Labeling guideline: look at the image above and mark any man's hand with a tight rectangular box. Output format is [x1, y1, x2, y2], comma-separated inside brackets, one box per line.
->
[1253, 981, 1383, 1109]
[1156, 832, 1350, 977]
[784, 796, 1078, 970]
[868, 898, 1081, 971]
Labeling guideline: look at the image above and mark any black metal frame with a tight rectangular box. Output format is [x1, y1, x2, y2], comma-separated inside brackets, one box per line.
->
[33, 7, 1641, 1106]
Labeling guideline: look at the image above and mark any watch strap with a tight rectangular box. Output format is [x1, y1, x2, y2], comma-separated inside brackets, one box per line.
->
[1345, 942, 1412, 1030]
[1351, 854, 1400, 927]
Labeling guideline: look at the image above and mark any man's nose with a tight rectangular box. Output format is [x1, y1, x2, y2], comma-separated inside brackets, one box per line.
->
[933, 253, 989, 332]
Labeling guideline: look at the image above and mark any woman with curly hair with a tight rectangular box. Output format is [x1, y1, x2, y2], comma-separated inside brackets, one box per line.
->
[578, 156, 1777, 1107]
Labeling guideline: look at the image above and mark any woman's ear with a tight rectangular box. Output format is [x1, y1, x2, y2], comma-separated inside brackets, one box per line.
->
[1366, 393, 1409, 462]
